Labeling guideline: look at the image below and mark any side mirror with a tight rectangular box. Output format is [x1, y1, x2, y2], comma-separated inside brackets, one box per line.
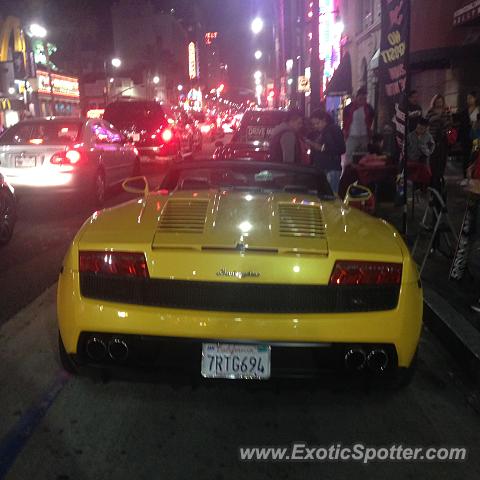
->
[344, 182, 372, 206]
[215, 140, 224, 148]
[122, 176, 149, 196]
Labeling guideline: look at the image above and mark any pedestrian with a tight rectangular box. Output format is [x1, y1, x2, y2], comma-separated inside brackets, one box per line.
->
[306, 110, 346, 194]
[407, 90, 423, 133]
[426, 94, 452, 192]
[343, 86, 375, 166]
[407, 117, 436, 164]
[269, 109, 307, 164]
[459, 91, 480, 184]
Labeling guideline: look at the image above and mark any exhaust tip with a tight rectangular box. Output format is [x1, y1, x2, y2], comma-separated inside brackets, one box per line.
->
[86, 336, 107, 361]
[367, 349, 389, 372]
[344, 348, 366, 370]
[108, 337, 129, 362]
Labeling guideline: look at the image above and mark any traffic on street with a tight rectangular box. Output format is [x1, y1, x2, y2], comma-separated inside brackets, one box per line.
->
[1, 1, 480, 479]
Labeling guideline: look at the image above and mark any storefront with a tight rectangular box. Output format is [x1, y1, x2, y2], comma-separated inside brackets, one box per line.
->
[32, 70, 80, 117]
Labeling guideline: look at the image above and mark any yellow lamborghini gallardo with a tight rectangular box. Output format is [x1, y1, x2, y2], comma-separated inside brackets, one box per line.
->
[57, 160, 422, 386]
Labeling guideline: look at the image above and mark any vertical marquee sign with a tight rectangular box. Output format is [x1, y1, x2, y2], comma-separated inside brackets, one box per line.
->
[380, 0, 411, 233]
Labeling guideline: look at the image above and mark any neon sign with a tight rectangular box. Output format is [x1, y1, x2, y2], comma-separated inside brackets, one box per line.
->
[319, 0, 342, 92]
[37, 71, 80, 98]
[205, 32, 218, 45]
[188, 42, 197, 80]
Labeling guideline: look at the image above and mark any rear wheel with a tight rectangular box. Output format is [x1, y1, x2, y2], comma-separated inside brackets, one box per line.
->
[58, 332, 78, 375]
[0, 188, 16, 246]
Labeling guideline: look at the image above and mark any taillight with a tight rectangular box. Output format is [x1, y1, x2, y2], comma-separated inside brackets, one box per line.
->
[51, 148, 84, 166]
[201, 125, 211, 134]
[329, 261, 402, 286]
[162, 129, 173, 142]
[79, 251, 149, 278]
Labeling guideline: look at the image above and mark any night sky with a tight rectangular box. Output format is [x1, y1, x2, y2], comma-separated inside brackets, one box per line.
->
[0, 0, 275, 91]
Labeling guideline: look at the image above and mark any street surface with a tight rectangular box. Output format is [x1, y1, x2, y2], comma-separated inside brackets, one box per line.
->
[1, 140, 480, 479]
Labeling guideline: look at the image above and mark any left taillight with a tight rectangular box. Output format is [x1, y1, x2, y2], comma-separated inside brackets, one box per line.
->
[50, 148, 84, 166]
[79, 251, 149, 278]
[161, 128, 173, 142]
[329, 261, 402, 286]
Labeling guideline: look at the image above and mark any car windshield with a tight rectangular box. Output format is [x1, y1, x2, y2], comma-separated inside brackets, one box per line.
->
[161, 162, 334, 198]
[0, 121, 82, 145]
[104, 102, 166, 128]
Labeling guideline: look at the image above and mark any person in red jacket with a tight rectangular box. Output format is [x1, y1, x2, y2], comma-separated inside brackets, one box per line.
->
[343, 86, 375, 167]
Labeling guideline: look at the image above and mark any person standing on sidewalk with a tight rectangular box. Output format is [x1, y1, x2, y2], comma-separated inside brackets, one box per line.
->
[459, 92, 480, 184]
[269, 110, 307, 164]
[343, 87, 374, 167]
[426, 94, 452, 192]
[407, 90, 423, 134]
[307, 110, 346, 194]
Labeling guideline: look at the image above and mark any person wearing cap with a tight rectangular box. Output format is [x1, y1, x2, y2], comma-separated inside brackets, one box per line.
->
[343, 86, 375, 167]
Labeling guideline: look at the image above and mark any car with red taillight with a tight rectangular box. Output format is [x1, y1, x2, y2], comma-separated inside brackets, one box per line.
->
[103, 100, 192, 164]
[0, 117, 140, 205]
[0, 172, 16, 246]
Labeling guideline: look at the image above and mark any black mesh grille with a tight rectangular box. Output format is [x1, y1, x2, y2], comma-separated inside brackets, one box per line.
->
[79, 274, 400, 313]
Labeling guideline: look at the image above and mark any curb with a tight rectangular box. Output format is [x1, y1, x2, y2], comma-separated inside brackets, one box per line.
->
[423, 285, 480, 384]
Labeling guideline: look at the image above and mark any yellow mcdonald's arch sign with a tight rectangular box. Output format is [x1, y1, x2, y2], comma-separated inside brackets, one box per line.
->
[0, 16, 26, 65]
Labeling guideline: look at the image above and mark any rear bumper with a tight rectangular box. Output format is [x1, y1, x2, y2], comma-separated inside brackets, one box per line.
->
[137, 145, 176, 163]
[3, 167, 93, 193]
[70, 333, 402, 378]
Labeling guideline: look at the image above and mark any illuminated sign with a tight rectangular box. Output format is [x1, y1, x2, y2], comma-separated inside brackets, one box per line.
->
[188, 42, 197, 80]
[319, 0, 343, 93]
[205, 32, 218, 45]
[0, 98, 12, 110]
[0, 16, 26, 63]
[36, 71, 80, 98]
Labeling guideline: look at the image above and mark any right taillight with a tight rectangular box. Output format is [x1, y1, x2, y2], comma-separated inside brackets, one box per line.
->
[79, 251, 149, 278]
[51, 148, 84, 166]
[329, 261, 402, 286]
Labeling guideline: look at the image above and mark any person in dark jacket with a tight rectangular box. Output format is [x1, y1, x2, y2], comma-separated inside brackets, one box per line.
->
[459, 91, 480, 182]
[307, 110, 346, 194]
[269, 109, 307, 164]
[407, 90, 423, 133]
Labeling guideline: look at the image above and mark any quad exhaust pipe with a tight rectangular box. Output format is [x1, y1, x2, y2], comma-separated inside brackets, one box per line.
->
[367, 349, 389, 372]
[344, 347, 389, 372]
[344, 348, 366, 370]
[108, 337, 129, 361]
[86, 336, 107, 361]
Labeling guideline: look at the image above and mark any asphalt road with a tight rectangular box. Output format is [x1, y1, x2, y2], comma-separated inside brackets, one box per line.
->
[0, 138, 479, 479]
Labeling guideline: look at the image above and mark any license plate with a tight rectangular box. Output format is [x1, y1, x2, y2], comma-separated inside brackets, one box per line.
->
[201, 343, 271, 380]
[15, 155, 36, 167]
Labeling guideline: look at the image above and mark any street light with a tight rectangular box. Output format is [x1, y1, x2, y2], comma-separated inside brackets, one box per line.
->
[177, 84, 183, 91]
[254, 70, 262, 82]
[254, 50, 263, 60]
[152, 75, 160, 84]
[111, 57, 122, 68]
[28, 23, 47, 38]
[251, 17, 264, 34]
[104, 57, 121, 105]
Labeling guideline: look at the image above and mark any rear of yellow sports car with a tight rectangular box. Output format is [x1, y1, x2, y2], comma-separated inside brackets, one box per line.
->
[57, 190, 422, 382]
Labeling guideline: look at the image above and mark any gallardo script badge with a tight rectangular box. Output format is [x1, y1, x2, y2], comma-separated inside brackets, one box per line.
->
[216, 268, 260, 279]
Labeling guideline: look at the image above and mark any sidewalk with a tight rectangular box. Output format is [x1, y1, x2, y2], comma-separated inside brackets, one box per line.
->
[375, 157, 480, 382]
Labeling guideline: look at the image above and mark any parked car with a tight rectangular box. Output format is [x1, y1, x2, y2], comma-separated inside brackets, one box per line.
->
[0, 117, 140, 206]
[0, 172, 16, 246]
[104, 100, 193, 164]
[232, 109, 288, 147]
[57, 159, 422, 388]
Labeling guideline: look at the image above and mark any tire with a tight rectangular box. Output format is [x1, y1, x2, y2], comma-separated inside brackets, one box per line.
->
[0, 188, 16, 246]
[93, 169, 106, 207]
[58, 332, 78, 375]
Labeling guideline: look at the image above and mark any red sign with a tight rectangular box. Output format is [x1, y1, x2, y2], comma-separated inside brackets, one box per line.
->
[37, 71, 80, 98]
